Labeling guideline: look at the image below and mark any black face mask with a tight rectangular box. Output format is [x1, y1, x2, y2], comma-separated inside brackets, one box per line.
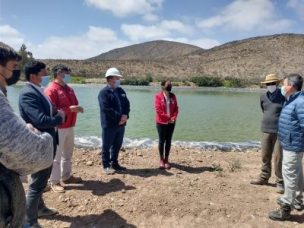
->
[165, 85, 172, 92]
[5, 70, 21, 86]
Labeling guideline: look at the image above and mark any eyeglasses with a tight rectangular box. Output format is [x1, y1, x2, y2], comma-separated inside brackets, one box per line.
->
[265, 82, 276, 86]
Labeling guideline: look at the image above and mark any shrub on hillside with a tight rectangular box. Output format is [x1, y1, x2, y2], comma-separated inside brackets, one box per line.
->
[190, 76, 223, 87]
[121, 77, 150, 86]
[222, 77, 244, 88]
[72, 76, 86, 84]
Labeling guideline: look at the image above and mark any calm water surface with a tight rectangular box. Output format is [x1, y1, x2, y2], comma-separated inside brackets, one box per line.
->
[7, 84, 264, 142]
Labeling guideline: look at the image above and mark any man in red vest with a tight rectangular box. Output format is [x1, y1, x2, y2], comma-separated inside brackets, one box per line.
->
[45, 64, 83, 193]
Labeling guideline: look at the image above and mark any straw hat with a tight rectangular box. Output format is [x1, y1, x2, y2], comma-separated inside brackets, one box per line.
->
[260, 74, 280, 84]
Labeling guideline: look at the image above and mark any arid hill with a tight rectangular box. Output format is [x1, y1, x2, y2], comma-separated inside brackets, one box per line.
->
[175, 33, 304, 82]
[89, 40, 202, 61]
[41, 33, 304, 83]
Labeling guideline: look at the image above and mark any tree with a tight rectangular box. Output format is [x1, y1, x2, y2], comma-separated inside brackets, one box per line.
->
[18, 44, 34, 75]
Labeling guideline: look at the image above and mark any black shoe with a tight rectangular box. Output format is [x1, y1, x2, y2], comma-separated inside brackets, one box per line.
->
[250, 178, 268, 185]
[38, 207, 58, 217]
[24, 222, 42, 228]
[112, 163, 127, 171]
[294, 199, 304, 211]
[269, 204, 291, 221]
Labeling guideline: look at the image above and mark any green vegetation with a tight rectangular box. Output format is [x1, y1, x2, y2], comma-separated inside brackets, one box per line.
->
[190, 76, 245, 88]
[191, 76, 222, 87]
[71, 76, 86, 84]
[121, 74, 153, 86]
[18, 44, 34, 79]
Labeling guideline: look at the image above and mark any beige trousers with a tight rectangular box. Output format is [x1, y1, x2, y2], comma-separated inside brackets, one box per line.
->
[50, 127, 75, 184]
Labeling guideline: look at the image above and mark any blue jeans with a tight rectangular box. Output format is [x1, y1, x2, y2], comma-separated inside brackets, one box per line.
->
[101, 126, 125, 168]
[25, 166, 52, 225]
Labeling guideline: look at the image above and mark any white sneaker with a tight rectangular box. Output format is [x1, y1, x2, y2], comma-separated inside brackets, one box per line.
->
[104, 167, 115, 175]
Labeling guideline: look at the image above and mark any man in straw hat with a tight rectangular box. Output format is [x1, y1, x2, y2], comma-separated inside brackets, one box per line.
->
[250, 74, 285, 194]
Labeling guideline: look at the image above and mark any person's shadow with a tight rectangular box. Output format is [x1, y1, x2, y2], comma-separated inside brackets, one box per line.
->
[123, 168, 174, 177]
[64, 178, 136, 196]
[170, 163, 216, 174]
[289, 214, 304, 223]
[46, 209, 136, 228]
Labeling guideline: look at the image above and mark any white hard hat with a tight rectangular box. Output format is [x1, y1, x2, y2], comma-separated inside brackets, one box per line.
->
[105, 67, 122, 78]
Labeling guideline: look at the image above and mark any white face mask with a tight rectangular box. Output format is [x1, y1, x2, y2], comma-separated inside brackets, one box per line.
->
[267, 85, 277, 93]
[114, 79, 120, 88]
[281, 86, 288, 97]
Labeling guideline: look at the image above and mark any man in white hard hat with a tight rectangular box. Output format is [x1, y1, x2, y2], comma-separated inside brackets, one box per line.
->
[98, 67, 130, 174]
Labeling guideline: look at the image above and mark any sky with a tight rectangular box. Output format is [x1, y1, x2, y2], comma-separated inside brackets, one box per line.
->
[0, 0, 303, 59]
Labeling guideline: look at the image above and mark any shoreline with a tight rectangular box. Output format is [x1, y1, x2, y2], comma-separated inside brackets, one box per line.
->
[75, 136, 261, 152]
[15, 80, 265, 91]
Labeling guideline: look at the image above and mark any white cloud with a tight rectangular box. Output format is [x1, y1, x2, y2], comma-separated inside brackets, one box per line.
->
[160, 20, 193, 34]
[0, 24, 25, 49]
[121, 20, 193, 41]
[121, 24, 169, 41]
[85, 0, 163, 18]
[30, 26, 129, 59]
[197, 0, 292, 32]
[287, 0, 304, 20]
[164, 37, 221, 49]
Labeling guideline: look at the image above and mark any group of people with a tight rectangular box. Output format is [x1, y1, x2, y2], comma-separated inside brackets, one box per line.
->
[251, 73, 304, 221]
[0, 44, 179, 227]
[1, 43, 303, 226]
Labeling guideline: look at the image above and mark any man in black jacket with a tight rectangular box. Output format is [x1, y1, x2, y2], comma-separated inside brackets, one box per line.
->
[250, 74, 285, 193]
[98, 67, 130, 175]
[19, 60, 65, 228]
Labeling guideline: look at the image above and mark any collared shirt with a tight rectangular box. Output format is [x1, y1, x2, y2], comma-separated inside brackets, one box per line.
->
[27, 82, 53, 115]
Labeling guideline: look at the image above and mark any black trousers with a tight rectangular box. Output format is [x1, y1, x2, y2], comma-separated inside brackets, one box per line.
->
[156, 123, 175, 159]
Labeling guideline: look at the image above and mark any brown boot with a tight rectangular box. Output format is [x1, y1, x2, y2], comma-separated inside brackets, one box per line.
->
[250, 178, 268, 185]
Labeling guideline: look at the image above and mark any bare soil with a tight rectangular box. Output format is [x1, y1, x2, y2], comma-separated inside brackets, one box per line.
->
[33, 147, 304, 228]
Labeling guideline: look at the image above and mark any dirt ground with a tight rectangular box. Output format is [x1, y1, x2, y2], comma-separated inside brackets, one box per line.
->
[32, 147, 304, 228]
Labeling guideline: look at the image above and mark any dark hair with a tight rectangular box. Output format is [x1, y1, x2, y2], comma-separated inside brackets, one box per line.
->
[286, 73, 303, 91]
[24, 60, 46, 81]
[52, 64, 70, 78]
[106, 76, 114, 82]
[0, 43, 21, 66]
[161, 79, 171, 86]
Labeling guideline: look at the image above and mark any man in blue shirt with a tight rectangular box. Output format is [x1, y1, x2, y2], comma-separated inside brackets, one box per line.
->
[269, 74, 304, 221]
[98, 68, 130, 175]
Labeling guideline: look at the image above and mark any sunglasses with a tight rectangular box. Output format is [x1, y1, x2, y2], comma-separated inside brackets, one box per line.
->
[265, 82, 277, 86]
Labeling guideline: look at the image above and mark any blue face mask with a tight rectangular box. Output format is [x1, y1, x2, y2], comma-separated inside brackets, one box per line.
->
[63, 74, 71, 84]
[41, 76, 50, 87]
[115, 79, 121, 88]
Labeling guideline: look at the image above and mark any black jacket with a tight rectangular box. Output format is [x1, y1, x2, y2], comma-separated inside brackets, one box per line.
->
[19, 83, 62, 150]
[98, 86, 130, 128]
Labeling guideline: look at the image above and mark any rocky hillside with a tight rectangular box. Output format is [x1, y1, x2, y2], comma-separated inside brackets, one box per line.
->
[41, 34, 304, 83]
[89, 40, 202, 61]
[175, 33, 304, 82]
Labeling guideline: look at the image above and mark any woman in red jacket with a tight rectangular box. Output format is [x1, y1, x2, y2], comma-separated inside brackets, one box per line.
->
[154, 80, 179, 169]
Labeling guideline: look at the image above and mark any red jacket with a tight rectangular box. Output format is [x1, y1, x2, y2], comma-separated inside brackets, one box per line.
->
[45, 82, 79, 129]
[154, 91, 179, 124]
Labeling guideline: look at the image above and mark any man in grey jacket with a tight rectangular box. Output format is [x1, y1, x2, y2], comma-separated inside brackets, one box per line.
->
[250, 74, 285, 193]
[0, 45, 54, 227]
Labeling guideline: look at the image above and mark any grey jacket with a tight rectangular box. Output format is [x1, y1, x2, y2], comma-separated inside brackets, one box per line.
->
[0, 91, 53, 175]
